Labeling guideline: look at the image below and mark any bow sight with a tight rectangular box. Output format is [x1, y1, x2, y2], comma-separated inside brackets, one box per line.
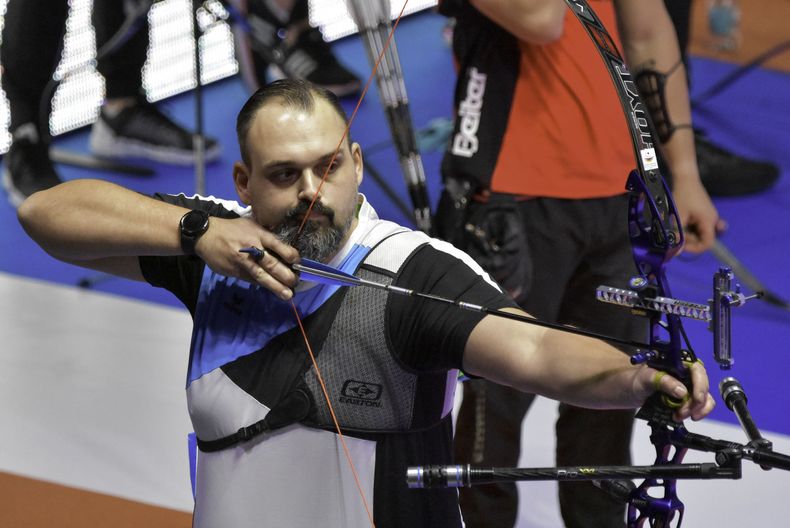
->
[597, 265, 761, 371]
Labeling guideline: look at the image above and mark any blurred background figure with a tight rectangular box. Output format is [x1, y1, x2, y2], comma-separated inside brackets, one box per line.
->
[0, 0, 361, 208]
[231, 0, 362, 96]
[663, 0, 780, 197]
[0, 0, 221, 207]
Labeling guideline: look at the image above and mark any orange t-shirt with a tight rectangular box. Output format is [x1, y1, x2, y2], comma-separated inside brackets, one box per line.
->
[490, 1, 636, 198]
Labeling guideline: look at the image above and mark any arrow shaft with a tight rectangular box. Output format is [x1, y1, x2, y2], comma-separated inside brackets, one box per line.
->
[294, 261, 654, 353]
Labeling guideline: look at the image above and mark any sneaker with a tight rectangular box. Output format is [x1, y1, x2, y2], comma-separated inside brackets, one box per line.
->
[1, 123, 63, 208]
[274, 27, 362, 98]
[90, 100, 221, 165]
[695, 131, 780, 196]
[239, 0, 361, 97]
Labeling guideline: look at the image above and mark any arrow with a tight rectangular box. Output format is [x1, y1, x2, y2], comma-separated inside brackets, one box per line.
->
[293, 259, 658, 355]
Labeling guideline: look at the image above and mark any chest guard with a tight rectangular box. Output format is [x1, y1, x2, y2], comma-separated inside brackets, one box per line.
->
[194, 230, 458, 452]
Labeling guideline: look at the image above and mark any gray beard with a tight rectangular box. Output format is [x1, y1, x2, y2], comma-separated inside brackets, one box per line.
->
[273, 214, 352, 263]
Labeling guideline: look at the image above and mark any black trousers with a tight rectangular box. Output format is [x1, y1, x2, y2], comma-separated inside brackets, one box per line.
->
[454, 195, 647, 528]
[1, 0, 149, 133]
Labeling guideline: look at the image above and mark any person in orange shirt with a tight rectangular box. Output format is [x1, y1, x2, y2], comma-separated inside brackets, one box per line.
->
[436, 0, 723, 526]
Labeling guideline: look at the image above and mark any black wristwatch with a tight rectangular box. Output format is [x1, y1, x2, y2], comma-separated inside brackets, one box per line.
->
[179, 209, 210, 255]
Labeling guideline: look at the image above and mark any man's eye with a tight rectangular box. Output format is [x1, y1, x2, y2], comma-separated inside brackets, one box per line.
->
[271, 170, 298, 183]
[319, 160, 340, 175]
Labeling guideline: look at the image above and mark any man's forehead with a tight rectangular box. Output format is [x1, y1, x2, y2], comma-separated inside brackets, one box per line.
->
[254, 97, 344, 131]
[246, 98, 348, 159]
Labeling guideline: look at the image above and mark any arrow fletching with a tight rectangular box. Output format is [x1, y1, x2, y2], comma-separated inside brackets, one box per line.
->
[293, 259, 363, 288]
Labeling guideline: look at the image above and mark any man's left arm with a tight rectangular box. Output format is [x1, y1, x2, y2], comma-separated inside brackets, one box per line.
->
[463, 309, 715, 421]
[614, 0, 723, 253]
[391, 243, 714, 419]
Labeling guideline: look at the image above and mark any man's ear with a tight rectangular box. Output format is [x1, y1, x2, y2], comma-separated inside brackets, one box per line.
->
[351, 142, 363, 186]
[233, 161, 252, 205]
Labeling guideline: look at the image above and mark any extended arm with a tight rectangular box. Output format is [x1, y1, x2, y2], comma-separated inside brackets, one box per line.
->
[17, 179, 299, 299]
[463, 308, 714, 420]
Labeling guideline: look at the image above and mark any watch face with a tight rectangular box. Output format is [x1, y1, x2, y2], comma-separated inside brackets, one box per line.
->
[183, 210, 209, 234]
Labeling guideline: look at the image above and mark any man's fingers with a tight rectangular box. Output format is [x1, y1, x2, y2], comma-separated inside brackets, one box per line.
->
[688, 360, 710, 404]
[654, 370, 688, 401]
[684, 220, 716, 254]
[239, 249, 296, 300]
[261, 233, 300, 264]
[652, 361, 714, 422]
[716, 218, 728, 234]
[693, 393, 716, 421]
[246, 262, 294, 301]
[258, 248, 299, 288]
[675, 392, 716, 422]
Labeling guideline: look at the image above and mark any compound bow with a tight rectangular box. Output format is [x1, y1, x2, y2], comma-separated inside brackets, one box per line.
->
[281, 1, 782, 526]
[403, 2, 781, 527]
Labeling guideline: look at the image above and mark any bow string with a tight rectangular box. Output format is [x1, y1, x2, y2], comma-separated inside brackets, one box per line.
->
[288, 2, 416, 526]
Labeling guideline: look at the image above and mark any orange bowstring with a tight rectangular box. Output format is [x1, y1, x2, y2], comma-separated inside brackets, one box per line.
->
[290, 301, 375, 525]
[289, 2, 412, 526]
[297, 0, 411, 235]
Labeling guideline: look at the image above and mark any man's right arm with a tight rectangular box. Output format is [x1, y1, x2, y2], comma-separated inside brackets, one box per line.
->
[17, 179, 299, 299]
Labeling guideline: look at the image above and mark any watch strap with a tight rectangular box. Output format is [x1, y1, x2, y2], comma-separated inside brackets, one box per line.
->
[179, 209, 210, 255]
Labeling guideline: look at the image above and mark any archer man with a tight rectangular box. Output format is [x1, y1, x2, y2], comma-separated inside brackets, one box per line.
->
[18, 79, 714, 528]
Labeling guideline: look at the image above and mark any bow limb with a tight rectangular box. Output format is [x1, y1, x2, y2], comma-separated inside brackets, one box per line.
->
[561, 1, 698, 525]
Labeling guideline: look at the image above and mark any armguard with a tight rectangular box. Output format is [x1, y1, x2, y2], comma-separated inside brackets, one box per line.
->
[634, 60, 692, 143]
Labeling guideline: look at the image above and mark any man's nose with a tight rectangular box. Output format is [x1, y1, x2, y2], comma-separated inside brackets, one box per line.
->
[297, 170, 322, 201]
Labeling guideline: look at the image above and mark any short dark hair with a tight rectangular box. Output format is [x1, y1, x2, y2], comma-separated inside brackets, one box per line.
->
[236, 79, 351, 165]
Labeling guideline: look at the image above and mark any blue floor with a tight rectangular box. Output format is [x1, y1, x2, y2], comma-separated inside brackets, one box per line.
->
[1, 11, 789, 434]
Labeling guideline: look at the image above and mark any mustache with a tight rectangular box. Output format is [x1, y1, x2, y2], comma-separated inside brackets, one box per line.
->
[272, 201, 346, 263]
[282, 200, 336, 225]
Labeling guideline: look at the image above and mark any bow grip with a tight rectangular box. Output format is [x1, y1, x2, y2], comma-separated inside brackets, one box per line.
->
[632, 343, 697, 416]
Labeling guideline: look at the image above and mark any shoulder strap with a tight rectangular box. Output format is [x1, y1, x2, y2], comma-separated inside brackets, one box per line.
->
[196, 388, 313, 452]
